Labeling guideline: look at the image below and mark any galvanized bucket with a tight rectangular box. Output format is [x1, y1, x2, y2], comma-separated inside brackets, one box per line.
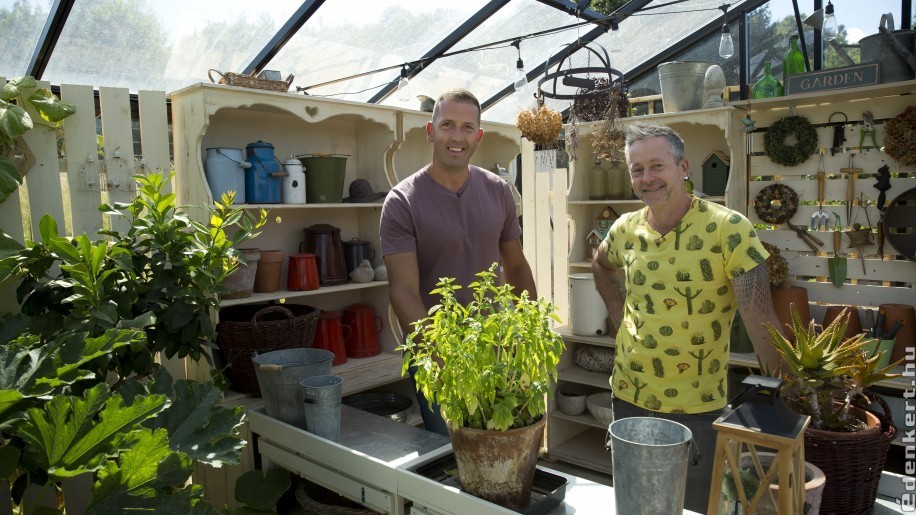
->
[609, 417, 693, 514]
[658, 61, 712, 112]
[300, 375, 343, 442]
[859, 13, 916, 83]
[252, 348, 333, 428]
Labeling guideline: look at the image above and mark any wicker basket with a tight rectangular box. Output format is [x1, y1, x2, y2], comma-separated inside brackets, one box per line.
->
[295, 480, 374, 514]
[208, 69, 293, 92]
[215, 304, 319, 395]
[803, 393, 896, 515]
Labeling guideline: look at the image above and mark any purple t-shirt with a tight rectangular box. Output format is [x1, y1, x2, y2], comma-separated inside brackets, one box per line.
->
[380, 165, 522, 309]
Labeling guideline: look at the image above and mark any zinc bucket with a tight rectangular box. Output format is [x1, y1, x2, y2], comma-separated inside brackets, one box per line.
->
[252, 348, 334, 428]
[658, 61, 712, 112]
[300, 155, 347, 203]
[609, 417, 693, 515]
[300, 375, 343, 442]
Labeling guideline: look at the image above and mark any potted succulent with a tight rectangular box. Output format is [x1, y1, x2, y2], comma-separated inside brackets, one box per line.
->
[763, 305, 901, 514]
[399, 263, 565, 511]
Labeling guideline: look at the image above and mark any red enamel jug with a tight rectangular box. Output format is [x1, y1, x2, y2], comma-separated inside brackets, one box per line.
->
[313, 310, 350, 366]
[342, 304, 382, 358]
[287, 253, 320, 291]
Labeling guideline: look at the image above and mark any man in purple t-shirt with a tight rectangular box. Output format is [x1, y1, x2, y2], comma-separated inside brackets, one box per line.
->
[379, 89, 536, 434]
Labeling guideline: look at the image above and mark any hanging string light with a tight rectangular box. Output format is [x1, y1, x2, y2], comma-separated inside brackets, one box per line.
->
[718, 4, 735, 59]
[512, 40, 528, 92]
[396, 65, 410, 102]
[822, 1, 838, 41]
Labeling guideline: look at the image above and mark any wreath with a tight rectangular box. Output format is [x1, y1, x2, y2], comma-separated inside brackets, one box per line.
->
[754, 183, 799, 224]
[764, 115, 818, 167]
[884, 105, 916, 167]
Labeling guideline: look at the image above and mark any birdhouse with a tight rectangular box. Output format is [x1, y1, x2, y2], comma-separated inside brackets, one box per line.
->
[586, 207, 616, 257]
[702, 151, 730, 197]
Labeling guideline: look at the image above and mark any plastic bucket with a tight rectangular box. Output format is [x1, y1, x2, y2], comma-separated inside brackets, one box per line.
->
[300, 375, 343, 442]
[609, 417, 693, 514]
[658, 61, 712, 112]
[301, 155, 347, 203]
[569, 273, 608, 336]
[252, 348, 334, 428]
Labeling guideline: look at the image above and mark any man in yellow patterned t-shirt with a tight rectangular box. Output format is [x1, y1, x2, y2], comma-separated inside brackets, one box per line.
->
[592, 123, 785, 513]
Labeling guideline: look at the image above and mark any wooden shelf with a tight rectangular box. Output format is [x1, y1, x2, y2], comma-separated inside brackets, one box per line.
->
[544, 426, 613, 475]
[232, 202, 383, 210]
[221, 281, 389, 307]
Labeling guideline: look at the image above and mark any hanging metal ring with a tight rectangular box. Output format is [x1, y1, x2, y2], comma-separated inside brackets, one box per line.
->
[536, 41, 625, 101]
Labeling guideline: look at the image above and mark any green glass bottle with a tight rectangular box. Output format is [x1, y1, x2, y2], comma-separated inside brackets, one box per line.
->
[782, 35, 806, 90]
[752, 61, 784, 99]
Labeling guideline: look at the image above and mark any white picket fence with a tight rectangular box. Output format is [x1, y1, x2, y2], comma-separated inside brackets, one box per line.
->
[0, 79, 171, 316]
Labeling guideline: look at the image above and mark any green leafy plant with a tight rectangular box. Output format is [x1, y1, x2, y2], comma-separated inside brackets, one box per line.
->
[764, 305, 901, 431]
[399, 263, 565, 432]
[0, 76, 77, 203]
[0, 172, 278, 513]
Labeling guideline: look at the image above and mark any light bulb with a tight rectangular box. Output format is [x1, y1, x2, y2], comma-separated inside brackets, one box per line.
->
[397, 67, 410, 102]
[514, 58, 527, 92]
[719, 24, 735, 59]
[823, 1, 838, 41]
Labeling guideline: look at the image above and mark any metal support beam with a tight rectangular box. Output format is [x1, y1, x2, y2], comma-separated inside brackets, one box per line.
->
[738, 10, 749, 100]
[27, 0, 76, 79]
[243, 0, 327, 76]
[481, 0, 651, 112]
[367, 0, 510, 104]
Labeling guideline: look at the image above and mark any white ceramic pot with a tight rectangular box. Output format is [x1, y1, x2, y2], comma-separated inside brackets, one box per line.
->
[569, 273, 608, 336]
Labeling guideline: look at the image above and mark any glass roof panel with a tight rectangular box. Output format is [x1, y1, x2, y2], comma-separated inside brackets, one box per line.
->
[0, 0, 50, 79]
[376, 0, 585, 118]
[270, 0, 490, 103]
[40, 0, 302, 92]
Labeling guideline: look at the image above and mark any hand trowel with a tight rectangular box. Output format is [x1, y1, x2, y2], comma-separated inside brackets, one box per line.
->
[828, 213, 846, 287]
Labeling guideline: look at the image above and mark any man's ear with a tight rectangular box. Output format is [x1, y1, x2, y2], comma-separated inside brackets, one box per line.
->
[427, 122, 433, 141]
[477, 129, 483, 143]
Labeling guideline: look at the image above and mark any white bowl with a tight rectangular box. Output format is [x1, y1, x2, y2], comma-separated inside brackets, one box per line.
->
[586, 392, 614, 427]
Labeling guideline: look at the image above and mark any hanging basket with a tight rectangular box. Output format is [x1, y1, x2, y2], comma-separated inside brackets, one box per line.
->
[536, 41, 625, 103]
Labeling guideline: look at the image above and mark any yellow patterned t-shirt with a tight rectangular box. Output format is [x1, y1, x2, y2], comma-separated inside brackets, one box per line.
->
[604, 197, 769, 414]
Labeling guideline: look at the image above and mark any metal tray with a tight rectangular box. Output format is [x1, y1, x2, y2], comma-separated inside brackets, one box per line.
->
[413, 454, 568, 515]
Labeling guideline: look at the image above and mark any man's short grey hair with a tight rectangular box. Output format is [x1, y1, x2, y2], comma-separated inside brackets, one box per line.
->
[432, 88, 481, 125]
[625, 123, 686, 163]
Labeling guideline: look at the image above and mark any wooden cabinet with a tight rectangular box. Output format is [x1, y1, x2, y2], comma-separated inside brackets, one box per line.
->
[171, 83, 521, 395]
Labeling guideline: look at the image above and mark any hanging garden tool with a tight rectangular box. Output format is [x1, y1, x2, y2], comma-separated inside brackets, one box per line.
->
[874, 163, 891, 259]
[828, 213, 846, 287]
[828, 112, 847, 156]
[860, 111, 880, 150]
[842, 153, 861, 222]
[846, 193, 874, 274]
[787, 221, 824, 252]
[811, 150, 829, 231]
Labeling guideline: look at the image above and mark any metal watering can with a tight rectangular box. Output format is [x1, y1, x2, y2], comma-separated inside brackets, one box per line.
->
[245, 140, 287, 204]
[860, 13, 916, 83]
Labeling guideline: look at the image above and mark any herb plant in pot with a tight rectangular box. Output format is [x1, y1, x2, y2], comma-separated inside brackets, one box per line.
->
[764, 305, 901, 514]
[399, 263, 565, 511]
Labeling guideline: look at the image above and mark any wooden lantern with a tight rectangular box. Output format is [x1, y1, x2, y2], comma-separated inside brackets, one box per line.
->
[707, 376, 811, 515]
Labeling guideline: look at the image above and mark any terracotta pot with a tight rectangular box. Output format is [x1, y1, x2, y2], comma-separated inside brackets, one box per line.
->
[771, 286, 810, 336]
[223, 248, 260, 299]
[253, 250, 284, 293]
[448, 416, 546, 511]
[821, 305, 863, 341]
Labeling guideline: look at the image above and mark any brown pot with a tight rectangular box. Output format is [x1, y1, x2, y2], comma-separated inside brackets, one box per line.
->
[771, 286, 810, 336]
[448, 416, 546, 511]
[253, 250, 284, 293]
[821, 305, 863, 341]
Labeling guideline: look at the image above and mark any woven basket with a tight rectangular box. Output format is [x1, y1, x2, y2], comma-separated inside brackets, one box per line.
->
[803, 393, 896, 515]
[295, 480, 374, 514]
[216, 304, 319, 395]
[208, 69, 292, 92]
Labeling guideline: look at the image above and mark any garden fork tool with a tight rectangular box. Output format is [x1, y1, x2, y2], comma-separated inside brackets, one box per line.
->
[787, 221, 824, 252]
[842, 154, 861, 222]
[811, 150, 829, 231]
